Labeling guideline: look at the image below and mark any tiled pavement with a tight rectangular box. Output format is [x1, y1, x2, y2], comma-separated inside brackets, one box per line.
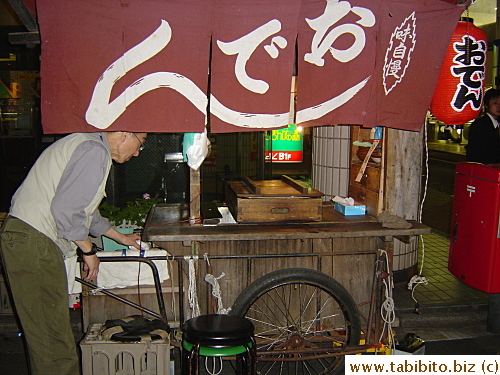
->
[392, 229, 495, 343]
[393, 230, 489, 311]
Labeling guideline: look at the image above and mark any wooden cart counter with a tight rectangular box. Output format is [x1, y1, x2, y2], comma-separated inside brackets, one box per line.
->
[83, 203, 430, 332]
[141, 203, 430, 323]
[143, 203, 430, 244]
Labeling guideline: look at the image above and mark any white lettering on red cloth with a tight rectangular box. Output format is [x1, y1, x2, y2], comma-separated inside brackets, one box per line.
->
[36, 0, 464, 134]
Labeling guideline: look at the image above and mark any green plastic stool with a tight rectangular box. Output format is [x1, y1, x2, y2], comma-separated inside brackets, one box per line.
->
[181, 314, 256, 374]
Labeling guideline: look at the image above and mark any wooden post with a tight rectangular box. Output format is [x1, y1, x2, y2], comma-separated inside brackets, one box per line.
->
[190, 167, 201, 224]
[384, 128, 423, 220]
[383, 127, 424, 282]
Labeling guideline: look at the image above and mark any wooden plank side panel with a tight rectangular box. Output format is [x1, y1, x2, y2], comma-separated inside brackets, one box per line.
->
[174, 238, 315, 315]
[202, 240, 249, 314]
[250, 255, 317, 282]
[384, 128, 423, 219]
[314, 238, 377, 317]
[174, 238, 319, 317]
[330, 253, 375, 325]
[250, 238, 313, 255]
[331, 236, 378, 253]
[319, 237, 378, 322]
[84, 235, 390, 332]
[205, 239, 315, 311]
[249, 238, 315, 288]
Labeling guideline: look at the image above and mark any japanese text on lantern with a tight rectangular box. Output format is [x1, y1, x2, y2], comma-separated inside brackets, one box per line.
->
[450, 35, 486, 112]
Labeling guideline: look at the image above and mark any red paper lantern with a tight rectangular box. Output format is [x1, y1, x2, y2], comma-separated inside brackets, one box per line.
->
[430, 17, 487, 125]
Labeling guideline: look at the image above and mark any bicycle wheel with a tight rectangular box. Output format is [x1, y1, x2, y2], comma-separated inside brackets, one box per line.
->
[231, 268, 361, 375]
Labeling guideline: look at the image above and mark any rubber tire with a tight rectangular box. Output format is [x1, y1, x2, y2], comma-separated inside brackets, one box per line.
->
[231, 268, 361, 375]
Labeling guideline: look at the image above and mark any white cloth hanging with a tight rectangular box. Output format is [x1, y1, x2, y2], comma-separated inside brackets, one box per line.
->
[96, 249, 170, 289]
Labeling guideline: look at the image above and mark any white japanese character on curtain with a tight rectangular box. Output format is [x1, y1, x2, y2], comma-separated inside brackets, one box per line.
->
[217, 19, 287, 94]
[304, 0, 375, 66]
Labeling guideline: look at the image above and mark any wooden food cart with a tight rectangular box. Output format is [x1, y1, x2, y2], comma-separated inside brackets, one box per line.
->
[82, 199, 430, 374]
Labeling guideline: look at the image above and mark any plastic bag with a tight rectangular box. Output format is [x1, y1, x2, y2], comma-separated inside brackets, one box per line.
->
[183, 128, 210, 170]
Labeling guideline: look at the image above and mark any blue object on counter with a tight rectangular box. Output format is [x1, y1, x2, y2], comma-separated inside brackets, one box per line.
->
[334, 202, 366, 216]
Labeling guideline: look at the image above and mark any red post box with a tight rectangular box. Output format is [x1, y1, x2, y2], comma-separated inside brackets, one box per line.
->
[449, 162, 500, 293]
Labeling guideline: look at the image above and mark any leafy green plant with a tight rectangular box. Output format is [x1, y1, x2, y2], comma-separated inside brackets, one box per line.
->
[99, 198, 162, 227]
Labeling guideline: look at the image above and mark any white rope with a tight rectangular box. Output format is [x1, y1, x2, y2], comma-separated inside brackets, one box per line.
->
[408, 273, 429, 308]
[89, 287, 105, 295]
[166, 253, 177, 320]
[378, 249, 395, 351]
[418, 116, 429, 224]
[184, 255, 200, 319]
[203, 253, 231, 314]
[205, 273, 231, 314]
[409, 117, 430, 312]
[200, 255, 228, 373]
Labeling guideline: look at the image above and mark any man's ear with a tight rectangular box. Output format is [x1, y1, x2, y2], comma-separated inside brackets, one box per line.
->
[120, 131, 129, 143]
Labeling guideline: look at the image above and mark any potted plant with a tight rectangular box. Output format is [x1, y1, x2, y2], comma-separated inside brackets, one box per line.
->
[99, 195, 162, 229]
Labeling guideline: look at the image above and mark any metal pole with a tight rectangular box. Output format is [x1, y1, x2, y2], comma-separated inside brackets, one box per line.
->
[76, 277, 163, 320]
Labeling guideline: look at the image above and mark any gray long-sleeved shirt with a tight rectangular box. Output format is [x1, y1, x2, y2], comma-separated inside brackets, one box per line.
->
[50, 136, 112, 242]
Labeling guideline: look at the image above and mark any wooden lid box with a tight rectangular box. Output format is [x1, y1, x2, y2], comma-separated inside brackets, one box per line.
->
[225, 175, 324, 223]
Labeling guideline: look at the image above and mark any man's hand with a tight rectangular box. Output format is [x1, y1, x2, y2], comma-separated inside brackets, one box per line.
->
[74, 238, 101, 282]
[82, 254, 100, 282]
[120, 233, 142, 249]
[102, 227, 141, 249]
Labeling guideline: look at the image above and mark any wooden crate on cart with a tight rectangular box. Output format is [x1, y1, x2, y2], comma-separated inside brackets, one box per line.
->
[225, 175, 324, 223]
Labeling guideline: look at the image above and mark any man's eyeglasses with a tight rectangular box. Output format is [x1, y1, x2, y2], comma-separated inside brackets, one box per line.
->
[132, 133, 146, 151]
